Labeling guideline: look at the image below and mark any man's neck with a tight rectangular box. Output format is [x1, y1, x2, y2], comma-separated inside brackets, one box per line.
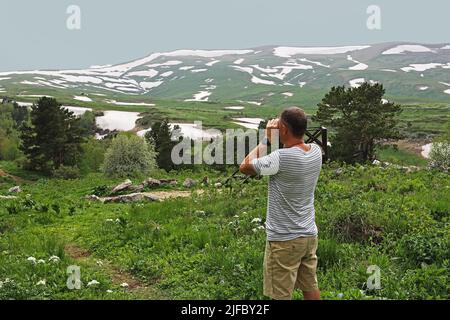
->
[283, 138, 306, 149]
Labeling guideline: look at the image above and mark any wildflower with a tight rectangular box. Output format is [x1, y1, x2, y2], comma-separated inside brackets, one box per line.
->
[233, 215, 239, 218]
[49, 255, 61, 264]
[37, 259, 46, 264]
[36, 279, 46, 286]
[105, 219, 114, 223]
[120, 282, 129, 288]
[251, 218, 262, 224]
[27, 256, 37, 264]
[115, 218, 121, 223]
[106, 289, 113, 293]
[87, 280, 100, 287]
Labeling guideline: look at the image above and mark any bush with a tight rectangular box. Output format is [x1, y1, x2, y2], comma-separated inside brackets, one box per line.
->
[52, 166, 81, 180]
[78, 138, 107, 174]
[101, 134, 157, 177]
[429, 142, 450, 171]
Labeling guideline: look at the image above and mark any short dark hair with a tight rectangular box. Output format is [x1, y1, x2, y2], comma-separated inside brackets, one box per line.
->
[280, 107, 308, 138]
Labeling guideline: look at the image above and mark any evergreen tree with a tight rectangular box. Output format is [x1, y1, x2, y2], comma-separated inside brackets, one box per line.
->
[313, 83, 402, 163]
[19, 97, 85, 172]
[145, 119, 179, 171]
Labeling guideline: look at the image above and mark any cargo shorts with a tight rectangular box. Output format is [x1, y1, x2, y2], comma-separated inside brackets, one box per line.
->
[263, 236, 319, 300]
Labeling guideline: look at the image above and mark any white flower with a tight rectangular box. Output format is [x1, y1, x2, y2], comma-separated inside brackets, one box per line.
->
[27, 256, 37, 264]
[233, 215, 239, 218]
[115, 218, 121, 223]
[105, 219, 114, 223]
[106, 289, 113, 293]
[36, 279, 46, 286]
[120, 282, 129, 288]
[37, 259, 46, 264]
[251, 218, 262, 224]
[87, 280, 100, 287]
[48, 255, 60, 263]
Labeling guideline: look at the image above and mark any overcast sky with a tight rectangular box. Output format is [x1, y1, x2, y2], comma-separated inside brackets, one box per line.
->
[0, 0, 449, 71]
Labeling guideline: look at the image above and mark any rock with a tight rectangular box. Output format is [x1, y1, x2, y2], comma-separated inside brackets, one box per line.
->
[214, 182, 222, 188]
[0, 195, 18, 200]
[372, 160, 381, 166]
[183, 178, 197, 188]
[103, 193, 160, 203]
[142, 178, 161, 188]
[160, 179, 177, 186]
[8, 186, 21, 193]
[85, 195, 101, 201]
[112, 179, 133, 193]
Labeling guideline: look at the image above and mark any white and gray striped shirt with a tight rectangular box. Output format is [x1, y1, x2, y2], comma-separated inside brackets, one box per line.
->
[252, 144, 322, 241]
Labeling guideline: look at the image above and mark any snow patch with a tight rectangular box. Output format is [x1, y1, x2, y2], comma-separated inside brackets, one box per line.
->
[96, 111, 141, 131]
[273, 46, 370, 58]
[105, 100, 155, 106]
[140, 81, 163, 90]
[185, 91, 212, 102]
[349, 78, 365, 88]
[382, 45, 433, 55]
[401, 63, 444, 72]
[205, 60, 220, 67]
[234, 58, 245, 65]
[74, 95, 92, 102]
[232, 118, 264, 130]
[127, 69, 158, 78]
[347, 55, 368, 70]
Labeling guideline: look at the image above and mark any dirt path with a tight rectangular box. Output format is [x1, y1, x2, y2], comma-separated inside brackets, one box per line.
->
[65, 244, 166, 299]
[0, 169, 27, 184]
[142, 189, 204, 200]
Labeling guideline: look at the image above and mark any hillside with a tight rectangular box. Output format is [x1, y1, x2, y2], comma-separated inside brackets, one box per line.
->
[1, 42, 450, 107]
[0, 161, 448, 300]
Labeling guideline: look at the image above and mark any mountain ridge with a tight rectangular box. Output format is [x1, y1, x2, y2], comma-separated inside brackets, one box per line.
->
[1, 42, 450, 105]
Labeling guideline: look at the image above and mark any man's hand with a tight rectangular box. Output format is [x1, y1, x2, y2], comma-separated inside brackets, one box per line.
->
[265, 119, 279, 143]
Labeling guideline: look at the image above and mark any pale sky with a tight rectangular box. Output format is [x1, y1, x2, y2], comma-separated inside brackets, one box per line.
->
[0, 0, 449, 71]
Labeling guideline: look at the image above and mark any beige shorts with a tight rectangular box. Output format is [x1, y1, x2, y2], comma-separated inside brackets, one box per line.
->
[263, 236, 318, 300]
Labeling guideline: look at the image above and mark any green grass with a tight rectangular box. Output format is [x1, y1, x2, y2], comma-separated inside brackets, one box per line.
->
[0, 161, 448, 300]
[376, 146, 428, 167]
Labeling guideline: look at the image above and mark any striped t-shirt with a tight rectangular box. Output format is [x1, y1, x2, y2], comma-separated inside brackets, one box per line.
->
[252, 144, 322, 241]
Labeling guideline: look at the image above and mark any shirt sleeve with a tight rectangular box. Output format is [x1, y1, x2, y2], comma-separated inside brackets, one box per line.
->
[251, 150, 281, 176]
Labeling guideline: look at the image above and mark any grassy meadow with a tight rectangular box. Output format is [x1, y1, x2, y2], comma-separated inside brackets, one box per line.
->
[1, 160, 448, 300]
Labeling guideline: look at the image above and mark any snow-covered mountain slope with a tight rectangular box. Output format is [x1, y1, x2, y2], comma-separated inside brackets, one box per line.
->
[1, 42, 450, 103]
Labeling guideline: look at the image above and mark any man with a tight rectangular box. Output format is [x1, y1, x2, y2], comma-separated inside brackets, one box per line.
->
[240, 107, 322, 300]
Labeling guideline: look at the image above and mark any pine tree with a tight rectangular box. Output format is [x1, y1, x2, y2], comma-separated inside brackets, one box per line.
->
[19, 97, 85, 172]
[313, 83, 402, 163]
[145, 119, 179, 171]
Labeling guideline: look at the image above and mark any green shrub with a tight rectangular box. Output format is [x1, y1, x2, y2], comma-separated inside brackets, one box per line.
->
[52, 166, 81, 180]
[78, 138, 107, 174]
[101, 134, 157, 177]
[429, 142, 450, 171]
